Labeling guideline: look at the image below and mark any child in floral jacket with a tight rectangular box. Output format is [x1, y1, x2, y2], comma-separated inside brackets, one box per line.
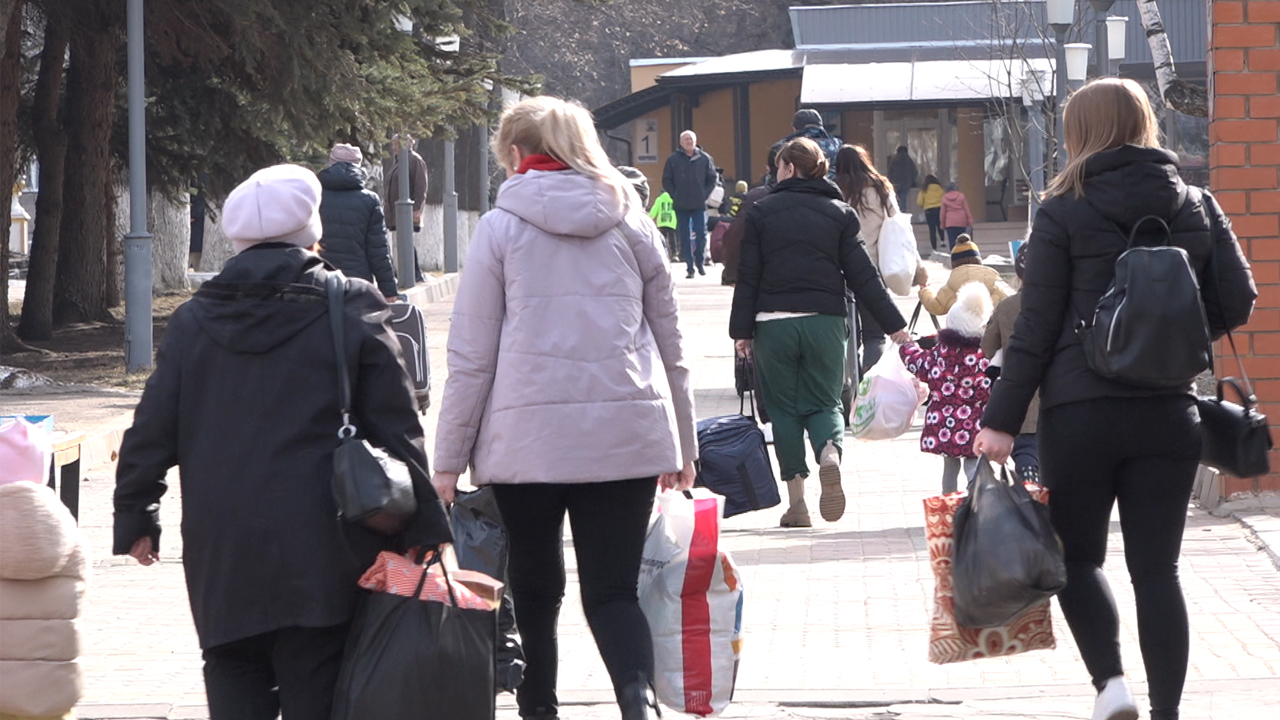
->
[900, 282, 994, 494]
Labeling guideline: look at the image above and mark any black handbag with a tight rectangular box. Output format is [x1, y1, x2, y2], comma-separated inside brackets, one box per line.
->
[1198, 331, 1274, 479]
[327, 273, 418, 535]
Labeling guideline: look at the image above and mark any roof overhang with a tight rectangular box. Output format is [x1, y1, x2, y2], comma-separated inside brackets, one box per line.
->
[593, 84, 675, 129]
[801, 57, 1054, 106]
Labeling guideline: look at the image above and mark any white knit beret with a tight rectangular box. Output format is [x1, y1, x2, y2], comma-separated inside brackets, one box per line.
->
[223, 164, 323, 254]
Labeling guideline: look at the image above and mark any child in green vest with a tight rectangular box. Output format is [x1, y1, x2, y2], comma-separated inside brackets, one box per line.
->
[650, 191, 679, 263]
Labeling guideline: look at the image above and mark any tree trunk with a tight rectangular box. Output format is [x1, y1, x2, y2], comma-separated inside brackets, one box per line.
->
[17, 8, 70, 341]
[1138, 0, 1208, 117]
[149, 190, 191, 292]
[54, 8, 121, 326]
[0, 0, 23, 352]
[113, 184, 189, 293]
[200, 204, 235, 273]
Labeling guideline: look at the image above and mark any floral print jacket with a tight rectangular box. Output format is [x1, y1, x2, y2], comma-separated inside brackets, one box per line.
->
[900, 330, 992, 458]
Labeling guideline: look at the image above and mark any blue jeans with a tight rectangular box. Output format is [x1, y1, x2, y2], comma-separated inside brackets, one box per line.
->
[945, 227, 966, 248]
[675, 209, 707, 274]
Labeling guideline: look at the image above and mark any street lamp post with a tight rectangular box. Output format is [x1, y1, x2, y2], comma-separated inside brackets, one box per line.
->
[443, 133, 458, 273]
[1107, 15, 1129, 76]
[1089, 0, 1117, 78]
[1045, 0, 1074, 173]
[123, 0, 152, 372]
[395, 135, 415, 290]
[392, 14, 416, 290]
[1022, 70, 1048, 220]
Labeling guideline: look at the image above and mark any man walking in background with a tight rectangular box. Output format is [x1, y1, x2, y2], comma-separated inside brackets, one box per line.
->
[888, 145, 918, 214]
[662, 130, 717, 279]
[385, 133, 428, 282]
[769, 109, 841, 182]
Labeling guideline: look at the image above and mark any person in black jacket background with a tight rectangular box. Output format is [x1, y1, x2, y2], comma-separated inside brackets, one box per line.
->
[113, 164, 452, 720]
[974, 79, 1256, 720]
[730, 138, 909, 529]
[661, 130, 717, 278]
[317, 143, 399, 298]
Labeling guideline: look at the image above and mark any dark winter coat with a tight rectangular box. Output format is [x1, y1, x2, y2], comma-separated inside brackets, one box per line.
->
[720, 185, 770, 286]
[317, 162, 398, 297]
[769, 125, 841, 181]
[384, 150, 428, 230]
[983, 146, 1257, 435]
[729, 177, 906, 339]
[901, 329, 992, 458]
[113, 244, 452, 649]
[661, 147, 717, 211]
[887, 150, 918, 191]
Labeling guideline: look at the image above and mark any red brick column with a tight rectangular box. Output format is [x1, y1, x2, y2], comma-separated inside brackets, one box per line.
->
[1209, 0, 1280, 496]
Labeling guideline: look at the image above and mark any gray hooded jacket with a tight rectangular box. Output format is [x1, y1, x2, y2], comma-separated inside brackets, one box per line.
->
[433, 170, 698, 484]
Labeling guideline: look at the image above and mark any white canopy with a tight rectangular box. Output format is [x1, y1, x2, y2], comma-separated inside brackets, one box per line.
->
[801, 57, 1054, 104]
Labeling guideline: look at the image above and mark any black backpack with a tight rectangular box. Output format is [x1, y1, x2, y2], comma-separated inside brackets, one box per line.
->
[1076, 211, 1211, 388]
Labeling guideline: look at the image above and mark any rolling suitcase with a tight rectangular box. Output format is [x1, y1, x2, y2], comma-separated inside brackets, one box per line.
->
[387, 301, 431, 412]
[694, 393, 779, 518]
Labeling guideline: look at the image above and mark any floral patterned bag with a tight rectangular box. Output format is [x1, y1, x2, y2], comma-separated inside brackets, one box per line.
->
[923, 485, 1056, 664]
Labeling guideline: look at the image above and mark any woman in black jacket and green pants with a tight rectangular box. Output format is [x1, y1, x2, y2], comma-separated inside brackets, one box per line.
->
[975, 79, 1256, 720]
[730, 138, 908, 528]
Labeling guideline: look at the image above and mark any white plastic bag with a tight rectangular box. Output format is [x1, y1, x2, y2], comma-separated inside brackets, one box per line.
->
[638, 491, 743, 717]
[850, 345, 919, 440]
[877, 212, 920, 295]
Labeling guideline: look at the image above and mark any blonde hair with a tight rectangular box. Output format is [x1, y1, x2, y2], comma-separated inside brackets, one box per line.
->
[492, 96, 631, 204]
[1045, 78, 1161, 200]
[777, 137, 829, 179]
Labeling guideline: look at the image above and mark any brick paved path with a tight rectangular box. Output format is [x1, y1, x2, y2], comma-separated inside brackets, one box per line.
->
[71, 270, 1280, 717]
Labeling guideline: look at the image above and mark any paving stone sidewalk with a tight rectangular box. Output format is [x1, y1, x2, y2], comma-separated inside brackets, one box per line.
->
[65, 270, 1280, 719]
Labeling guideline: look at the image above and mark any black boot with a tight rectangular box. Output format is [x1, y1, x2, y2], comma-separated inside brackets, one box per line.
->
[617, 676, 661, 720]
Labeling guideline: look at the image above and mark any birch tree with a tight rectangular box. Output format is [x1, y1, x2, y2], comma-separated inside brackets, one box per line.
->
[1138, 0, 1207, 117]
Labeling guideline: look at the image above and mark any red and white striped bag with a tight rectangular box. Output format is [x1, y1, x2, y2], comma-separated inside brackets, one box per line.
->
[638, 491, 743, 717]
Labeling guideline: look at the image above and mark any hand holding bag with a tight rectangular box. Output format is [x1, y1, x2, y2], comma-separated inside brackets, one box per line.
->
[327, 273, 418, 535]
[1198, 332, 1273, 478]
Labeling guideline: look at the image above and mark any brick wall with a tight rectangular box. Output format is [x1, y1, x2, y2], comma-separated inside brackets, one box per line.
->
[1209, 0, 1280, 496]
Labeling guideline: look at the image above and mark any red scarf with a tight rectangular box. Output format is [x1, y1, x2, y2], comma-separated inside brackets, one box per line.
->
[516, 154, 571, 174]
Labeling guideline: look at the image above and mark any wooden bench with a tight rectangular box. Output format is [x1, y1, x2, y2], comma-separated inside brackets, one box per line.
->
[47, 431, 87, 521]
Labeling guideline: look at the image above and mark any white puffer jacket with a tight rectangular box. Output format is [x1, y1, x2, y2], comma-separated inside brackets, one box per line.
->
[0, 481, 89, 718]
[433, 169, 698, 484]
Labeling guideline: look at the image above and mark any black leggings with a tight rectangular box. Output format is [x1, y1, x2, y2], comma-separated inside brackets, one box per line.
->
[1039, 396, 1201, 720]
[492, 478, 657, 718]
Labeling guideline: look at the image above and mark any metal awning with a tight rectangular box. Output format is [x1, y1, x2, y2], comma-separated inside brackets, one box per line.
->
[800, 57, 1054, 105]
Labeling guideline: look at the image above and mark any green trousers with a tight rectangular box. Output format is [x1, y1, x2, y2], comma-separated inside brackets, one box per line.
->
[752, 314, 846, 481]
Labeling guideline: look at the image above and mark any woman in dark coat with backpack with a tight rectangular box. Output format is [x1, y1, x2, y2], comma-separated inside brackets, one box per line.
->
[974, 79, 1256, 720]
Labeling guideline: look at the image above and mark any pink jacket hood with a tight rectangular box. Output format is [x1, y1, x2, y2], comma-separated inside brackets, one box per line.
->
[495, 170, 628, 239]
[434, 170, 698, 485]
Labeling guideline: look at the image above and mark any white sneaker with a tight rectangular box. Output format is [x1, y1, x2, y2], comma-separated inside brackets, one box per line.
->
[1091, 676, 1138, 720]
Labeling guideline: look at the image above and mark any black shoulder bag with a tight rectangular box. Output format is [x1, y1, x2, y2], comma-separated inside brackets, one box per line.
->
[327, 273, 418, 535]
[1197, 194, 1274, 479]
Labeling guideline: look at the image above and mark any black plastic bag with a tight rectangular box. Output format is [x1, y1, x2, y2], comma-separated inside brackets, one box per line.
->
[951, 460, 1066, 629]
[331, 556, 497, 720]
[452, 488, 525, 693]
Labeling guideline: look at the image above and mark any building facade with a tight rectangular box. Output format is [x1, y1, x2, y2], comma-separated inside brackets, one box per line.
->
[596, 1, 1208, 223]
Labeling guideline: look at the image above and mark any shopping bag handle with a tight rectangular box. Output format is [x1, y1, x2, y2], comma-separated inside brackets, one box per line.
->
[410, 545, 460, 608]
